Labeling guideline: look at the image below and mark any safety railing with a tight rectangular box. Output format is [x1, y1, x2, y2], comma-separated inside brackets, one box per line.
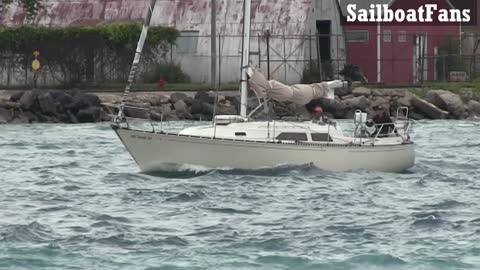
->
[102, 103, 158, 133]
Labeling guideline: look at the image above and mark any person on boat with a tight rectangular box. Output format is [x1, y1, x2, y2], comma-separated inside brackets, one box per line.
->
[312, 106, 326, 122]
[367, 105, 397, 136]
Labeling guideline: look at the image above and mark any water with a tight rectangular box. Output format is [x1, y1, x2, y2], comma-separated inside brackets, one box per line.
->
[0, 121, 479, 270]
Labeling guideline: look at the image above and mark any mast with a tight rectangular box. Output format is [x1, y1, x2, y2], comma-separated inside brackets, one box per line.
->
[240, 0, 252, 118]
[211, 0, 217, 89]
[118, 0, 157, 118]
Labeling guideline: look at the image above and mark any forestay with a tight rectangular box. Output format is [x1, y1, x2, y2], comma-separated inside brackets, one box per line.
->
[248, 68, 344, 105]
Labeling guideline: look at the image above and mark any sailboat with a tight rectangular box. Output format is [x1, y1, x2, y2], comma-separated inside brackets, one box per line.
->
[107, 0, 415, 173]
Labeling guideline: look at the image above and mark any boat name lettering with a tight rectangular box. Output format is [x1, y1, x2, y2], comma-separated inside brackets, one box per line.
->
[131, 135, 152, 140]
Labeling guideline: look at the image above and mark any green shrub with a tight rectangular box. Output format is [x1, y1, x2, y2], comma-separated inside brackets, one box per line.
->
[143, 62, 190, 84]
[301, 61, 334, 84]
[436, 35, 466, 81]
[0, 24, 179, 87]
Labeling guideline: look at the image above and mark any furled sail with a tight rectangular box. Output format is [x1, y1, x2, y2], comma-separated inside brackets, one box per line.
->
[248, 68, 344, 105]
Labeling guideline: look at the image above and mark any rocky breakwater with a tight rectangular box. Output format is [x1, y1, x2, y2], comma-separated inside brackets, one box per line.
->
[103, 91, 240, 122]
[0, 90, 109, 124]
[1, 87, 479, 124]
[309, 87, 480, 121]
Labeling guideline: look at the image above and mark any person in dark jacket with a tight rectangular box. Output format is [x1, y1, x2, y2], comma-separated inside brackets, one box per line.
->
[367, 105, 397, 136]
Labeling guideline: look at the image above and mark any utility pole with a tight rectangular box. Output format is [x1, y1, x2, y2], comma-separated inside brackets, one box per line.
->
[211, 0, 217, 89]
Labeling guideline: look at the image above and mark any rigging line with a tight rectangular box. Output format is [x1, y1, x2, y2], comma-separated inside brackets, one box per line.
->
[117, 0, 157, 118]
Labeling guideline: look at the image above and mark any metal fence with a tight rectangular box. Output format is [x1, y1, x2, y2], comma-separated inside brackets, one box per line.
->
[169, 32, 480, 85]
[1, 31, 479, 88]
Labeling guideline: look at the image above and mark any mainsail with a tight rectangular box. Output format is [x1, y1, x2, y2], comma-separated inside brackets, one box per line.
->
[248, 69, 344, 105]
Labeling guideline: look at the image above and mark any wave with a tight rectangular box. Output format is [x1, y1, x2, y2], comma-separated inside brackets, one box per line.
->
[422, 200, 468, 210]
[165, 191, 206, 202]
[202, 207, 260, 215]
[344, 254, 407, 266]
[144, 163, 327, 178]
[0, 222, 56, 243]
[411, 212, 447, 229]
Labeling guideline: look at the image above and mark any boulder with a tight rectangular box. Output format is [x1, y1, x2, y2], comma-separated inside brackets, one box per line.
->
[425, 90, 465, 119]
[157, 104, 172, 114]
[19, 90, 40, 110]
[341, 94, 355, 100]
[174, 100, 191, 118]
[201, 103, 214, 117]
[150, 94, 171, 106]
[216, 95, 226, 103]
[37, 92, 57, 115]
[395, 94, 413, 108]
[169, 93, 188, 104]
[163, 113, 180, 121]
[216, 103, 238, 115]
[67, 93, 102, 113]
[76, 106, 102, 123]
[189, 100, 204, 115]
[371, 89, 385, 96]
[335, 86, 352, 97]
[195, 91, 214, 104]
[50, 91, 74, 113]
[459, 88, 474, 101]
[0, 107, 12, 124]
[352, 87, 372, 97]
[66, 110, 79, 124]
[9, 92, 24, 102]
[317, 97, 347, 118]
[370, 96, 390, 112]
[183, 97, 194, 106]
[225, 96, 241, 110]
[411, 95, 449, 119]
[389, 89, 407, 97]
[123, 107, 150, 119]
[0, 101, 20, 110]
[468, 100, 480, 116]
[9, 110, 37, 123]
[343, 96, 370, 111]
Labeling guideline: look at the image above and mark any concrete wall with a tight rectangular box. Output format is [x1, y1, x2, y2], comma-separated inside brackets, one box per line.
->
[1, 0, 346, 85]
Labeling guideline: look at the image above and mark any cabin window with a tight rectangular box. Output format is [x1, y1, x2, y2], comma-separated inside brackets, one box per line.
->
[398, 31, 407, 43]
[177, 31, 199, 53]
[311, 133, 333, 142]
[276, 133, 308, 141]
[346, 31, 369, 43]
[383, 30, 392, 42]
[235, 132, 247, 136]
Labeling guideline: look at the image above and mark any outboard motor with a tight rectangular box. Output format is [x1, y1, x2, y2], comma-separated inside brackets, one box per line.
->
[354, 110, 370, 138]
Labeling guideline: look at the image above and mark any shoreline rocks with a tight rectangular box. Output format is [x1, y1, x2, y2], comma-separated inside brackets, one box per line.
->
[1, 87, 479, 124]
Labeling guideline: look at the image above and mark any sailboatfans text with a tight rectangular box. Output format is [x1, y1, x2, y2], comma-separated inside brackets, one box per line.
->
[347, 4, 470, 23]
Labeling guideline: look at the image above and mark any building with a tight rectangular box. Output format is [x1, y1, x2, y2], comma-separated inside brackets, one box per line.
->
[339, 0, 462, 84]
[0, 0, 348, 85]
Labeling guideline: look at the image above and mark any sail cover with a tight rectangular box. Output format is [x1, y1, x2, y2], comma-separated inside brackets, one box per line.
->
[248, 69, 343, 105]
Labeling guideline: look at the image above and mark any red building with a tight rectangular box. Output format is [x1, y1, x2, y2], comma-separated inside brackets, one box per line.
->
[340, 0, 461, 84]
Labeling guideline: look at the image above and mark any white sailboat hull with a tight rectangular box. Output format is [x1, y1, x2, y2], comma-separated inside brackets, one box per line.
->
[115, 128, 415, 173]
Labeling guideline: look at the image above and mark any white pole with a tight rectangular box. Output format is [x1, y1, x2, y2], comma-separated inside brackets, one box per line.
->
[211, 0, 217, 89]
[240, 0, 252, 118]
[377, 22, 382, 83]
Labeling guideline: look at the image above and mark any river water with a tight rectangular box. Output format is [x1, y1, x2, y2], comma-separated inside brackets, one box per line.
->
[0, 121, 479, 270]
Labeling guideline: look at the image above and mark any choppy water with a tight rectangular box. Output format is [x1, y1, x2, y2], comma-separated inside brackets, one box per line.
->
[0, 121, 479, 270]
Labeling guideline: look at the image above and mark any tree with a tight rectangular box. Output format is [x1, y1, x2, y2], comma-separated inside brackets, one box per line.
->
[0, 0, 43, 18]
